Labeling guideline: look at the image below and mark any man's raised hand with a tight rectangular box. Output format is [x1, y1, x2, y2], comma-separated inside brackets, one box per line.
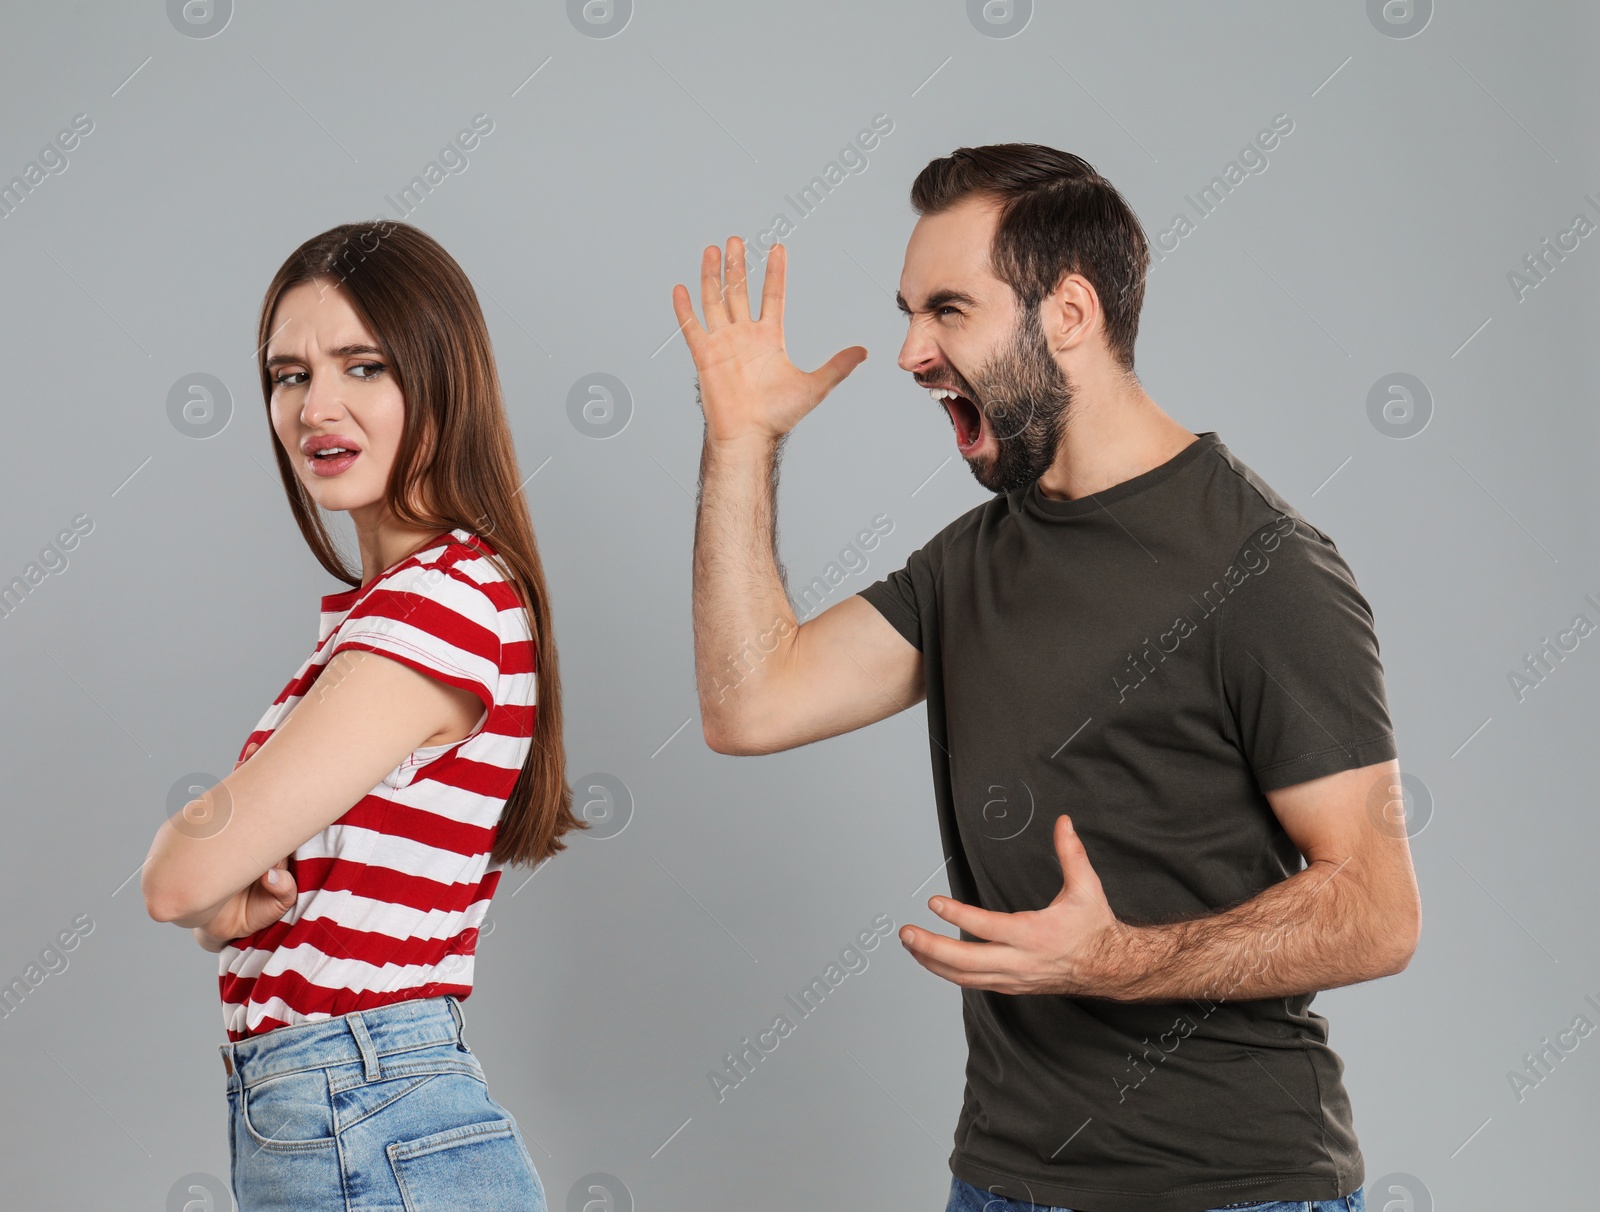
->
[671, 237, 866, 444]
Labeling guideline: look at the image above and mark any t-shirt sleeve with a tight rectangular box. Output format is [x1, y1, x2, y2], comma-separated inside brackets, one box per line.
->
[856, 533, 941, 652]
[327, 563, 502, 720]
[1218, 515, 1398, 792]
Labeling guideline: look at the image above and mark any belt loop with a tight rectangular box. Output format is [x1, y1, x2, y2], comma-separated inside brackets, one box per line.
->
[346, 1010, 382, 1081]
[446, 995, 469, 1051]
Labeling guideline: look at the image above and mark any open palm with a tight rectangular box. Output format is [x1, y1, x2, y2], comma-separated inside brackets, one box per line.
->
[671, 238, 866, 443]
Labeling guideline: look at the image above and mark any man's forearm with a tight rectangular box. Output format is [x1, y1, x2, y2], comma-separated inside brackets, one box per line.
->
[1100, 858, 1405, 1002]
[693, 431, 800, 742]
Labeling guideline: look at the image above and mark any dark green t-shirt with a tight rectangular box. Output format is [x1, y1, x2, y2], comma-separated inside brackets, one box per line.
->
[857, 430, 1397, 1212]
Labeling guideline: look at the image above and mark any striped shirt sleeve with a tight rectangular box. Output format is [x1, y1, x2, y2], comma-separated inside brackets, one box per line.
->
[327, 562, 502, 719]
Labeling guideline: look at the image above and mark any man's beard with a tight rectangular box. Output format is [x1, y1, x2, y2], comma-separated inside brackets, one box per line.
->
[958, 304, 1073, 494]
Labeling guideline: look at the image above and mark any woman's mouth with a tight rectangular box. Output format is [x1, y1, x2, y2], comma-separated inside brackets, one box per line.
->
[927, 386, 989, 457]
[306, 447, 360, 477]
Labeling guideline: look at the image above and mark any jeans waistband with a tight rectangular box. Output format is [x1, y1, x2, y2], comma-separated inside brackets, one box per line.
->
[219, 995, 466, 1091]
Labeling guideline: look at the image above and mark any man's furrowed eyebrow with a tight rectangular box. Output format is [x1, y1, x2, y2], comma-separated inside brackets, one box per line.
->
[896, 288, 979, 315]
[264, 342, 385, 368]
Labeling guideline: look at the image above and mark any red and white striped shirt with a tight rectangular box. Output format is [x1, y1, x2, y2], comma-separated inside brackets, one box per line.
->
[218, 528, 536, 1040]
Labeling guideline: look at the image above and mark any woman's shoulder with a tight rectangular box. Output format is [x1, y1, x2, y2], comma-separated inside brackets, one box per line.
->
[347, 529, 520, 637]
[427, 529, 519, 604]
[374, 528, 504, 588]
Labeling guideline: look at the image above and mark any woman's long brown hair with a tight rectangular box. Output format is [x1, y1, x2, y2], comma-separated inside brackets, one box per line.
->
[255, 220, 581, 867]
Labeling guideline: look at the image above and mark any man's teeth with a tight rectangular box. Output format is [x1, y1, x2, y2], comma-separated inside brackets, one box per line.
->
[927, 387, 960, 400]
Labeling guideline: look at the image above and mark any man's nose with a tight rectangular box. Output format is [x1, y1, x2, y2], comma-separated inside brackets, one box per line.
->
[898, 323, 940, 376]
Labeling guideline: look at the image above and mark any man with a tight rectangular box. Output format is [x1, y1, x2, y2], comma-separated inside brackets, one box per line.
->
[672, 144, 1418, 1212]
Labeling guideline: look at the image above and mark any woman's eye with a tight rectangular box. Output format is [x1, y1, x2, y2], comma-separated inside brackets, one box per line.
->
[349, 361, 386, 381]
[274, 370, 307, 387]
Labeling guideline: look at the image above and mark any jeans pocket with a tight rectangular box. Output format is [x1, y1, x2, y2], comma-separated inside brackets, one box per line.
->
[388, 1118, 547, 1212]
[240, 1068, 337, 1151]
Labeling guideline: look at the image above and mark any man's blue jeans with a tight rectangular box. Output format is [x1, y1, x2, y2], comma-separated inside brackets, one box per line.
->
[945, 1175, 1366, 1212]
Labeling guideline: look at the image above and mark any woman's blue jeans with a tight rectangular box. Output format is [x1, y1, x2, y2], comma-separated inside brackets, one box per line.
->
[946, 1175, 1366, 1212]
[220, 993, 546, 1210]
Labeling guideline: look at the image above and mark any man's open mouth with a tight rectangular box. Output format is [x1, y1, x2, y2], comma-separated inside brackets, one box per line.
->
[927, 386, 986, 453]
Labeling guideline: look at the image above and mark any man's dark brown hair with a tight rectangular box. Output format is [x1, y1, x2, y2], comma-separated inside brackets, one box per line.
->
[910, 144, 1150, 372]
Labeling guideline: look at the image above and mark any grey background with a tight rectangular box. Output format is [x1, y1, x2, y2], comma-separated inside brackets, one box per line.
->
[1, 2, 1595, 1209]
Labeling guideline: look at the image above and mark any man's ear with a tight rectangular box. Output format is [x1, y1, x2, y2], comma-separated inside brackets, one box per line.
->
[1040, 272, 1099, 356]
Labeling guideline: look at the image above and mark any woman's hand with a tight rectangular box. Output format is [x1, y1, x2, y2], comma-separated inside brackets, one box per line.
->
[190, 860, 298, 951]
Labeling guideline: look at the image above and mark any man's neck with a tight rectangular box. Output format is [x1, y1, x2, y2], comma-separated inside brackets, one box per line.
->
[1036, 379, 1197, 502]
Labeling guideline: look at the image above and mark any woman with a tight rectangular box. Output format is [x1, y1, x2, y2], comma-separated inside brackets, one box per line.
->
[142, 220, 581, 1210]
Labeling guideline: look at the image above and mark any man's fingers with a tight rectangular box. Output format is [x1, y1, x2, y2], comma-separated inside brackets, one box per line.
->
[899, 927, 1013, 988]
[899, 924, 1013, 973]
[1051, 814, 1108, 908]
[670, 283, 706, 352]
[906, 952, 1000, 989]
[700, 244, 729, 331]
[724, 236, 751, 323]
[809, 345, 868, 397]
[758, 242, 785, 326]
[928, 895, 1017, 944]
